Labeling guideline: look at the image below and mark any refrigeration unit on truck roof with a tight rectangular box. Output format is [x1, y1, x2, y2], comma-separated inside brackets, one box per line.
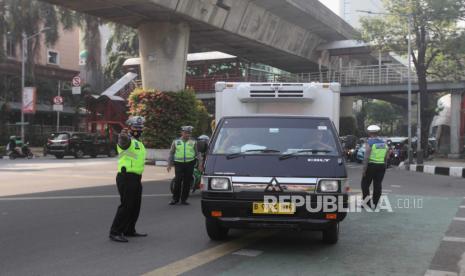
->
[215, 82, 341, 129]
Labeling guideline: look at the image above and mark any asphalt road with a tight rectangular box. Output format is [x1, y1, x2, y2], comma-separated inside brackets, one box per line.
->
[1, 158, 465, 276]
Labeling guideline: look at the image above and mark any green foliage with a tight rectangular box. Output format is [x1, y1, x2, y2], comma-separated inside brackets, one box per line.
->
[360, 0, 465, 149]
[104, 24, 138, 83]
[128, 88, 211, 148]
[365, 100, 403, 135]
[339, 116, 358, 136]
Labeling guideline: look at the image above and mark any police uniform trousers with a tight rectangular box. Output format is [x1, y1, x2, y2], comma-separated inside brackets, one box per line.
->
[361, 163, 386, 207]
[110, 172, 142, 235]
[173, 160, 196, 202]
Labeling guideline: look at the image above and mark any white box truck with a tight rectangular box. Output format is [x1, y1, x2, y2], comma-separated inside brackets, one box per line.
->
[214, 82, 341, 129]
[201, 82, 348, 244]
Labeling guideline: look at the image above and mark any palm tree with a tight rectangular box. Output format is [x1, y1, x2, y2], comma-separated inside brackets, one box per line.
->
[104, 24, 138, 82]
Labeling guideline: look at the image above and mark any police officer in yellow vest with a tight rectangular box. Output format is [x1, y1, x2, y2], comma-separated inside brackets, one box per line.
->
[110, 116, 147, 242]
[167, 126, 202, 205]
[361, 125, 388, 208]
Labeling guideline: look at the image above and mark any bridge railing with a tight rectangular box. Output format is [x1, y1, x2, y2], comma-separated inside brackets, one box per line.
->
[296, 64, 428, 86]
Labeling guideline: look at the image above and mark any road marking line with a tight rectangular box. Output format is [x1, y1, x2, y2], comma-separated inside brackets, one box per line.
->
[390, 185, 402, 188]
[143, 231, 277, 276]
[443, 236, 465, 243]
[232, 249, 263, 257]
[459, 206, 465, 209]
[453, 217, 465, 222]
[425, 269, 458, 276]
[0, 194, 171, 201]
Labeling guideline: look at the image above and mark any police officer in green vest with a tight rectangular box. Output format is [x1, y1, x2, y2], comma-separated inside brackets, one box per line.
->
[109, 116, 147, 242]
[361, 125, 388, 209]
[167, 126, 202, 205]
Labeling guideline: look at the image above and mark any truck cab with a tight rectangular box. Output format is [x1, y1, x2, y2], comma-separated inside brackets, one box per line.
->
[201, 82, 348, 244]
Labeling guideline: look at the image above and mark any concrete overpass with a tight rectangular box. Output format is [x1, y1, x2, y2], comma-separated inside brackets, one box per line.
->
[42, 0, 361, 91]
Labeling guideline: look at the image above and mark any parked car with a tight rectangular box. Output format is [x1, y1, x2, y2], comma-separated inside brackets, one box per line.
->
[46, 132, 116, 159]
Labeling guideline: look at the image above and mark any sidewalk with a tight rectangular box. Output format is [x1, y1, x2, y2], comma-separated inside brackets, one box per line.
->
[404, 158, 465, 178]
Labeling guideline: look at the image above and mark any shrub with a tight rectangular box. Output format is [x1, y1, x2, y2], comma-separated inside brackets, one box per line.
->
[128, 88, 211, 148]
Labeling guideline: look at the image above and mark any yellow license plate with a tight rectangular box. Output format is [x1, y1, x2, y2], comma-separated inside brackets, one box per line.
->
[252, 202, 296, 214]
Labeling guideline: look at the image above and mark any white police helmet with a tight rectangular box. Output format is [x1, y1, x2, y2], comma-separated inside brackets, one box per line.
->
[181, 126, 194, 133]
[126, 116, 145, 129]
[367, 125, 381, 133]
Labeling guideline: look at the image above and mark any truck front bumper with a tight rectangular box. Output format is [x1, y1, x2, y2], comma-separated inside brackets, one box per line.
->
[201, 196, 348, 230]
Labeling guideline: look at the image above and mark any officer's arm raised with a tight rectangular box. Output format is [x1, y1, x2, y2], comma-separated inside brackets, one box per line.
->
[118, 130, 131, 150]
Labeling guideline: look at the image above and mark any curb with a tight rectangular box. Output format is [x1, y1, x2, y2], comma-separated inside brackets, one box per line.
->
[405, 164, 465, 178]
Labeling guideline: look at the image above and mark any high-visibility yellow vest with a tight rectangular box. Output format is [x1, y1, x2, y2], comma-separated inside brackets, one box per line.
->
[174, 139, 196, 163]
[117, 138, 146, 175]
[369, 142, 387, 164]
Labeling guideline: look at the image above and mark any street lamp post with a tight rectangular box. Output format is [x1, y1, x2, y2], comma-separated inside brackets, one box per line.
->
[20, 27, 50, 143]
[357, 10, 414, 164]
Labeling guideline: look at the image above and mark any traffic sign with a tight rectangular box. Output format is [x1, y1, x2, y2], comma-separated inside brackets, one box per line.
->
[72, 86, 81, 95]
[53, 104, 63, 112]
[72, 76, 81, 87]
[53, 96, 63, 105]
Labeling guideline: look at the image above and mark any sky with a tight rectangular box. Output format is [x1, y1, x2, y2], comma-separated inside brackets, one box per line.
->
[319, 0, 340, 16]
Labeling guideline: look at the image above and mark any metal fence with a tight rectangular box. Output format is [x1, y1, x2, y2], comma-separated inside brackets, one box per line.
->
[295, 64, 429, 86]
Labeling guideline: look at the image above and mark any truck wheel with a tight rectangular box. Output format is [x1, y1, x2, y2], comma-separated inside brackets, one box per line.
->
[74, 149, 84, 159]
[55, 154, 64, 159]
[206, 218, 229, 241]
[322, 223, 339, 244]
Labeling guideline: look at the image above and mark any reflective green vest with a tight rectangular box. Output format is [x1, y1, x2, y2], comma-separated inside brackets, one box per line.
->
[174, 139, 196, 163]
[369, 143, 387, 164]
[117, 138, 146, 175]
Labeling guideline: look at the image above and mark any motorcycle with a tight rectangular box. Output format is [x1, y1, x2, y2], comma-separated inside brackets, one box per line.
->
[9, 143, 33, 160]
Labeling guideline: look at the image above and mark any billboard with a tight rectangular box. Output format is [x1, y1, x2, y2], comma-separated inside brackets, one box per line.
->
[22, 87, 37, 114]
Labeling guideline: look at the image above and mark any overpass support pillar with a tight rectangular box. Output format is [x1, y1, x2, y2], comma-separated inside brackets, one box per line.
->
[448, 92, 463, 158]
[340, 96, 355, 117]
[138, 22, 190, 91]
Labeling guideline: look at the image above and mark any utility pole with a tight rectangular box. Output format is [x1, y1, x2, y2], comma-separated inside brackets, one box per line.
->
[407, 14, 413, 164]
[20, 28, 51, 143]
[57, 81, 61, 132]
[20, 32, 26, 143]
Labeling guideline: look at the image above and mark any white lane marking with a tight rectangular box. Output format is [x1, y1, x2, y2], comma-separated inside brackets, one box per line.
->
[390, 185, 402, 188]
[443, 237, 465, 243]
[425, 269, 458, 276]
[143, 231, 277, 276]
[0, 194, 171, 201]
[232, 249, 264, 257]
[459, 206, 465, 209]
[453, 217, 465, 222]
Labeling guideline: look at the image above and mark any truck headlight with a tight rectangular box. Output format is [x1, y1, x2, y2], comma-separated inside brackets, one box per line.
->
[209, 178, 231, 191]
[319, 180, 339, 193]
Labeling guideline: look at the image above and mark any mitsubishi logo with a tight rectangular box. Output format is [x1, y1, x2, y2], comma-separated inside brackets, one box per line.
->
[265, 177, 283, 192]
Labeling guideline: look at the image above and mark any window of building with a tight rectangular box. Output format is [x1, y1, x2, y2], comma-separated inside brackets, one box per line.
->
[6, 37, 16, 58]
[47, 50, 59, 65]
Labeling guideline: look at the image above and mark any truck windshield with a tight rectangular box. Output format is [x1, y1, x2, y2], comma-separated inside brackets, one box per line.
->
[212, 118, 339, 156]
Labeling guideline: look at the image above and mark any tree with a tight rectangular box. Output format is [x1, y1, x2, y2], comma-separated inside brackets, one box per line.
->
[104, 24, 138, 82]
[0, 0, 74, 85]
[365, 100, 403, 135]
[360, 0, 465, 152]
